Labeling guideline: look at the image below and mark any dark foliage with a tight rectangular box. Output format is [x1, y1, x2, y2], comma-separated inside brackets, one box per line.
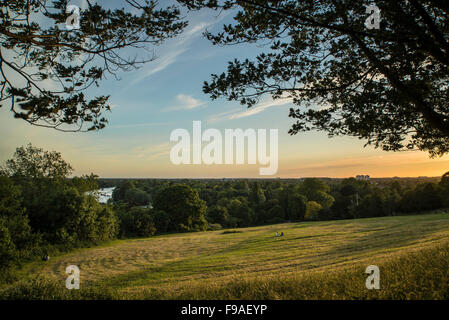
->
[179, 0, 449, 157]
[0, 0, 187, 131]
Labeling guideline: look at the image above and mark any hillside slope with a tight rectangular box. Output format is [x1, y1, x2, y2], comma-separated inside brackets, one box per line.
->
[2, 212, 449, 299]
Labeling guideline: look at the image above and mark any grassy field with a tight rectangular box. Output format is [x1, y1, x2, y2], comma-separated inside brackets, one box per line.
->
[2, 212, 449, 299]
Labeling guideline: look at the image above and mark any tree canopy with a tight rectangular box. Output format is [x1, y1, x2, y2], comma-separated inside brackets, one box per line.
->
[179, 0, 449, 157]
[0, 144, 118, 269]
[0, 0, 187, 131]
[1, 143, 73, 179]
[153, 184, 207, 232]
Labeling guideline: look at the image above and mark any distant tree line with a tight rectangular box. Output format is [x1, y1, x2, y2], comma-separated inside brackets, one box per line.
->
[110, 173, 449, 236]
[1, 144, 449, 273]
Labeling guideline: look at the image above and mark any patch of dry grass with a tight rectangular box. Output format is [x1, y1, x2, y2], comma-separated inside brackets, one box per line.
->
[3, 213, 449, 299]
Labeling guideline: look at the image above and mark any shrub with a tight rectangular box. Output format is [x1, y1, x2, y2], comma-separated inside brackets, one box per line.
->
[152, 210, 170, 234]
[207, 223, 223, 231]
[221, 230, 243, 234]
[0, 221, 16, 269]
[206, 205, 230, 226]
[305, 201, 322, 220]
[153, 184, 207, 233]
[118, 207, 156, 238]
[0, 276, 120, 300]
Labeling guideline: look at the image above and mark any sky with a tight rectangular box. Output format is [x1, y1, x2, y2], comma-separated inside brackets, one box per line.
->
[1, 0, 448, 179]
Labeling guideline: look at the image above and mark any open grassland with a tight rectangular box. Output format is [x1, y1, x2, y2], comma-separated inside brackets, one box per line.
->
[2, 213, 449, 299]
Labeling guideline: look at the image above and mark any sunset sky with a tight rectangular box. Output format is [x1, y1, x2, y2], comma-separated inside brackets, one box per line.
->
[1, 0, 448, 178]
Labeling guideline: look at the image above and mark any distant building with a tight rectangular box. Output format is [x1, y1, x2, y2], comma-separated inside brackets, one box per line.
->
[356, 175, 370, 181]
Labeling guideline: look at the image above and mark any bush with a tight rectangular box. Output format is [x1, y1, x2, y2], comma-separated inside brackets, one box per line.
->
[221, 230, 243, 234]
[152, 210, 170, 234]
[266, 217, 285, 224]
[207, 223, 223, 231]
[305, 201, 322, 220]
[266, 205, 284, 223]
[95, 205, 119, 241]
[0, 145, 121, 271]
[0, 276, 121, 300]
[26, 188, 119, 244]
[118, 207, 156, 238]
[400, 183, 443, 213]
[206, 205, 230, 226]
[0, 221, 16, 269]
[0, 175, 40, 268]
[123, 188, 150, 207]
[153, 184, 207, 233]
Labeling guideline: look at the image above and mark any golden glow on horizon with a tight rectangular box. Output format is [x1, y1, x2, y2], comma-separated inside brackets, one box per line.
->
[70, 150, 449, 178]
[1, 108, 447, 179]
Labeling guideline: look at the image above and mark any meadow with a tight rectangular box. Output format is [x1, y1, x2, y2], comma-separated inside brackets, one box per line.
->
[1, 212, 449, 299]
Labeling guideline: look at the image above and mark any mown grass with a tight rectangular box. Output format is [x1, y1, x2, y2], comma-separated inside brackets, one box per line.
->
[1, 212, 449, 299]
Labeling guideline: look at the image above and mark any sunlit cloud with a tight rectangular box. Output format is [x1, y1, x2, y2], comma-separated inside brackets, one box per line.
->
[207, 108, 241, 124]
[208, 97, 293, 123]
[132, 143, 171, 160]
[164, 94, 206, 111]
[229, 98, 293, 119]
[109, 121, 172, 129]
[126, 22, 212, 87]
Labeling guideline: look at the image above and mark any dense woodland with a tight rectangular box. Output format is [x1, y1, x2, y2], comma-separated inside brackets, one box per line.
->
[106, 175, 448, 237]
[1, 144, 448, 274]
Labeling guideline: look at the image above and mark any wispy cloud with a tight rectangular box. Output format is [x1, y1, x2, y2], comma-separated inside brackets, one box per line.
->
[109, 121, 173, 129]
[229, 98, 293, 119]
[164, 94, 206, 112]
[132, 143, 171, 160]
[207, 108, 241, 124]
[208, 97, 293, 123]
[130, 47, 188, 84]
[126, 22, 211, 87]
